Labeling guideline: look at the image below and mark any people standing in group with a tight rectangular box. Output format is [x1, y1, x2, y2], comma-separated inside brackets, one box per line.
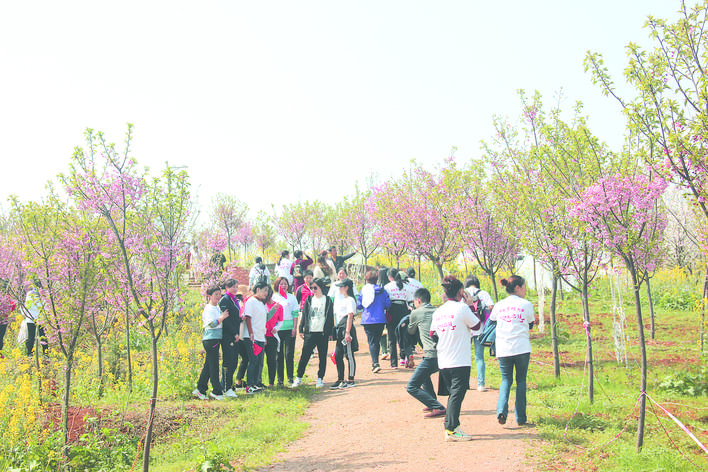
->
[384, 268, 412, 369]
[219, 279, 242, 398]
[273, 277, 299, 388]
[24, 282, 47, 357]
[491, 275, 535, 427]
[243, 281, 269, 394]
[464, 274, 495, 392]
[263, 286, 284, 388]
[406, 287, 447, 418]
[431, 276, 481, 441]
[248, 257, 271, 290]
[357, 270, 391, 373]
[331, 278, 358, 389]
[193, 285, 230, 400]
[293, 278, 334, 388]
[276, 250, 294, 287]
[328, 246, 356, 272]
[292, 250, 314, 293]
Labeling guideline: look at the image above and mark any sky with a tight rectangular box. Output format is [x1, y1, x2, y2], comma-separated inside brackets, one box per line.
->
[0, 0, 685, 223]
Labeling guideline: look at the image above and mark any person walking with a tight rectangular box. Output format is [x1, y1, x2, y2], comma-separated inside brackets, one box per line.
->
[490, 275, 535, 426]
[357, 270, 391, 373]
[464, 274, 494, 392]
[219, 279, 242, 397]
[248, 257, 271, 290]
[331, 278, 358, 389]
[431, 276, 481, 441]
[384, 268, 411, 369]
[406, 287, 447, 418]
[193, 285, 229, 400]
[292, 278, 334, 388]
[276, 250, 295, 286]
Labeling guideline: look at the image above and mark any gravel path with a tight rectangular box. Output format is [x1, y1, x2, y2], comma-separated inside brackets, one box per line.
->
[260, 322, 539, 472]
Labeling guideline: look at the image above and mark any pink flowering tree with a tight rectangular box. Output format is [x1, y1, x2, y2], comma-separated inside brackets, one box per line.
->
[234, 221, 255, 260]
[335, 188, 378, 267]
[273, 202, 310, 252]
[571, 173, 667, 451]
[11, 194, 109, 457]
[63, 125, 191, 471]
[210, 194, 248, 261]
[253, 210, 277, 258]
[369, 160, 461, 281]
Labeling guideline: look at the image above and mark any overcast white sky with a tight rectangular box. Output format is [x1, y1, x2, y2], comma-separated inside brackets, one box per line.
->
[0, 1, 683, 222]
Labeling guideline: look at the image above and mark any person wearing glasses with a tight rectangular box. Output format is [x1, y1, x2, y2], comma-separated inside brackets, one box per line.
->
[292, 278, 334, 388]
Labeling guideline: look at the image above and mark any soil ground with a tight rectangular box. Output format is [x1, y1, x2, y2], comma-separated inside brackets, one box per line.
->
[260, 321, 539, 472]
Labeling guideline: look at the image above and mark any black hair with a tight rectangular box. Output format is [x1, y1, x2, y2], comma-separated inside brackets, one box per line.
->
[294, 250, 303, 259]
[264, 285, 274, 303]
[406, 267, 416, 278]
[501, 275, 526, 295]
[255, 256, 263, 264]
[338, 266, 348, 276]
[414, 287, 431, 304]
[206, 285, 221, 297]
[303, 269, 314, 277]
[388, 268, 404, 290]
[338, 281, 355, 298]
[225, 278, 238, 288]
[253, 280, 270, 291]
[278, 250, 289, 264]
[311, 278, 328, 293]
[377, 267, 388, 286]
[441, 276, 464, 300]
[464, 274, 480, 289]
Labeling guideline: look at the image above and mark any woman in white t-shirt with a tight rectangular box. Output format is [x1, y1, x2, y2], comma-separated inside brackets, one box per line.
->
[489, 275, 535, 427]
[276, 250, 295, 286]
[331, 278, 359, 389]
[384, 268, 411, 368]
[273, 277, 299, 387]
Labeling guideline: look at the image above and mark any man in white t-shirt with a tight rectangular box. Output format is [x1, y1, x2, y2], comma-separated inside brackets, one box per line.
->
[244, 281, 269, 394]
[431, 276, 481, 442]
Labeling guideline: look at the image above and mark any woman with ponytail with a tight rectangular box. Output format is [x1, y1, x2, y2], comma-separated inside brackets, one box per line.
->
[384, 268, 411, 368]
[490, 275, 535, 427]
[430, 276, 481, 442]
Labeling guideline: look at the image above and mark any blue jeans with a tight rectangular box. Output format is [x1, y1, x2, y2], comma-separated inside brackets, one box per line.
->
[473, 336, 485, 387]
[246, 339, 265, 387]
[497, 352, 530, 424]
[406, 357, 445, 410]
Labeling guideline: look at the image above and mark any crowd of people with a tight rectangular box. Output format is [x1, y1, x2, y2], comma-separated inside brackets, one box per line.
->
[193, 248, 536, 442]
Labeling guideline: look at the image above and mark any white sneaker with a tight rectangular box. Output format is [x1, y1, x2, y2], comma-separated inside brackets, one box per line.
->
[224, 389, 238, 398]
[315, 378, 324, 388]
[291, 377, 302, 388]
[477, 386, 487, 392]
[209, 392, 225, 401]
[445, 427, 473, 442]
[192, 389, 207, 400]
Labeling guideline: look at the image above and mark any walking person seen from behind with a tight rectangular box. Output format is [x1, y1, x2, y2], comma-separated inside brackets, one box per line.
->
[430, 276, 481, 442]
[490, 275, 535, 426]
[464, 274, 494, 392]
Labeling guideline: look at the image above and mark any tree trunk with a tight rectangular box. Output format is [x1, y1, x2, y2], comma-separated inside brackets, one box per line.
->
[490, 271, 499, 302]
[62, 357, 74, 459]
[701, 265, 708, 354]
[630, 268, 647, 452]
[581, 280, 594, 404]
[646, 277, 655, 340]
[532, 256, 538, 295]
[126, 305, 133, 394]
[97, 336, 104, 398]
[435, 263, 444, 282]
[142, 321, 159, 472]
[550, 274, 560, 378]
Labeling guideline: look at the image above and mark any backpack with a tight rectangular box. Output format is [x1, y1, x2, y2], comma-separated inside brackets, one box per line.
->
[467, 288, 489, 332]
[292, 263, 302, 278]
[254, 264, 268, 286]
[477, 320, 497, 357]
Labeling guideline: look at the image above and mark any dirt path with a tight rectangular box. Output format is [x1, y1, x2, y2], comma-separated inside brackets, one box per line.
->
[260, 323, 539, 472]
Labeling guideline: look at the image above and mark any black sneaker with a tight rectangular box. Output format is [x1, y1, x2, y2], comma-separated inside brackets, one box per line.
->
[372, 364, 381, 373]
[344, 380, 356, 388]
[247, 385, 263, 394]
[330, 380, 344, 389]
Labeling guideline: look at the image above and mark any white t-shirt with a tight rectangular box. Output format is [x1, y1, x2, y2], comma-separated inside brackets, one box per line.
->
[334, 296, 357, 326]
[405, 278, 424, 303]
[309, 296, 327, 332]
[244, 296, 267, 342]
[430, 300, 480, 369]
[489, 294, 535, 358]
[273, 292, 299, 321]
[276, 258, 294, 284]
[384, 281, 408, 301]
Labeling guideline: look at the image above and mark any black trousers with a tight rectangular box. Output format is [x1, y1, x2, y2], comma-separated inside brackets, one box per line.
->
[440, 366, 471, 432]
[197, 339, 223, 395]
[277, 329, 296, 384]
[236, 338, 250, 382]
[265, 336, 279, 385]
[334, 338, 356, 381]
[0, 323, 7, 351]
[221, 337, 239, 391]
[26, 323, 47, 356]
[296, 332, 329, 380]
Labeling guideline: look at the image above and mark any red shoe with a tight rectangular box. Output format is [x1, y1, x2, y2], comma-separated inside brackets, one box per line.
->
[424, 408, 446, 418]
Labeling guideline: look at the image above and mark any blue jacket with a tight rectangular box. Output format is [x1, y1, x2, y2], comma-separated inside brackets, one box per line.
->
[357, 284, 391, 324]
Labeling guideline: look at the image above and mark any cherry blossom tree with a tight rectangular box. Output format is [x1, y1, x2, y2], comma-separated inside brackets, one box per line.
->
[210, 194, 248, 261]
[571, 172, 667, 451]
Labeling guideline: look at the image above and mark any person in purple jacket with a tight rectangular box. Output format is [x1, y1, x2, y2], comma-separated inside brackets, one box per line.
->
[357, 269, 391, 373]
